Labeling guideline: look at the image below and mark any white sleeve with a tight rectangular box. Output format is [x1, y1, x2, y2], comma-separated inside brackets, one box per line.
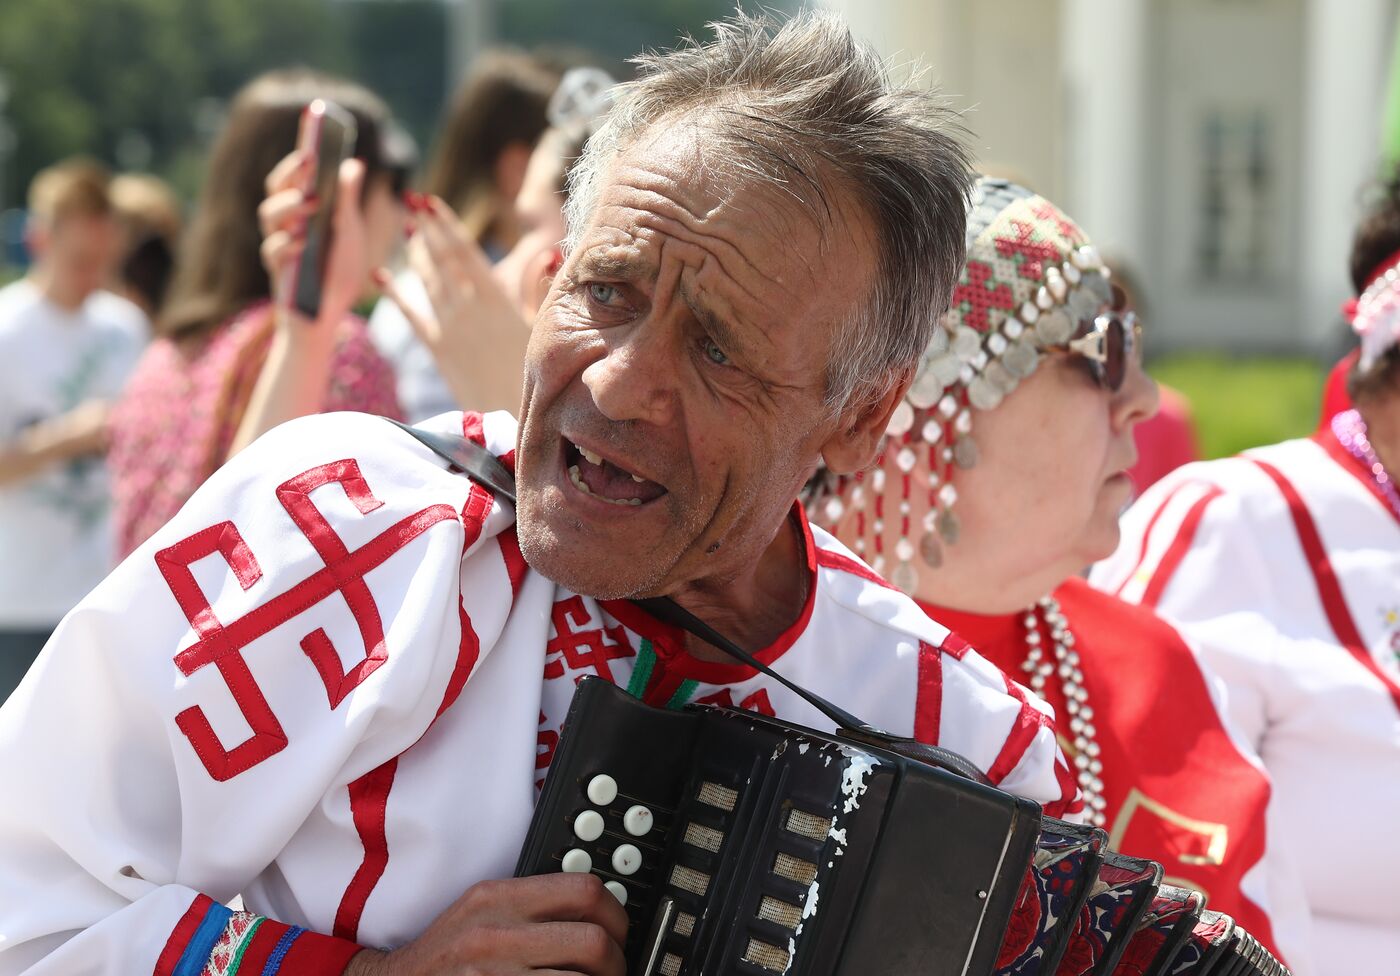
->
[0, 412, 506, 974]
[935, 636, 1081, 820]
[1091, 464, 1286, 748]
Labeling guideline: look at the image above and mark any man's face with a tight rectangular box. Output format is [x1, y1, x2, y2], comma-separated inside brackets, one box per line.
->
[34, 213, 120, 301]
[514, 126, 878, 600]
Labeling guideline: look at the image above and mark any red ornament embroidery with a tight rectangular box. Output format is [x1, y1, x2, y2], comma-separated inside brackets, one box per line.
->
[995, 219, 1062, 281]
[544, 595, 635, 681]
[157, 459, 459, 781]
[950, 260, 1015, 331]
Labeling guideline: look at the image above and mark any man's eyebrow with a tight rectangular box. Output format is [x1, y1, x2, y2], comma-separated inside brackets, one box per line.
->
[680, 284, 745, 351]
[574, 252, 648, 281]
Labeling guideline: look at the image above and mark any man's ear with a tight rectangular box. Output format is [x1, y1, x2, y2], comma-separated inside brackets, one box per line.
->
[818, 367, 913, 475]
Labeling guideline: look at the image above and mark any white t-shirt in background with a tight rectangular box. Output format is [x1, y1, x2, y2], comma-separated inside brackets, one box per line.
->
[367, 273, 459, 424]
[0, 279, 147, 628]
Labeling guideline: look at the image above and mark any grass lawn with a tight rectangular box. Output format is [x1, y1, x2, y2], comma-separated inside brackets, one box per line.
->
[1149, 353, 1326, 459]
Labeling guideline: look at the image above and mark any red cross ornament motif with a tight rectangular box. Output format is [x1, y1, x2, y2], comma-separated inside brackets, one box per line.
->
[1030, 199, 1081, 240]
[544, 595, 635, 682]
[950, 260, 1015, 331]
[156, 459, 460, 781]
[995, 219, 1063, 280]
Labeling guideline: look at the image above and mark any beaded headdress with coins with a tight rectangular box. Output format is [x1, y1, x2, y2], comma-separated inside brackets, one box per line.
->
[807, 178, 1113, 593]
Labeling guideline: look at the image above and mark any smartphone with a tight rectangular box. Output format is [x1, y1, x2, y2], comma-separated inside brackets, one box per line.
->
[286, 98, 357, 319]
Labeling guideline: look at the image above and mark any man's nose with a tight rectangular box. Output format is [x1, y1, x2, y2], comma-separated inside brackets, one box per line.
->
[580, 320, 677, 426]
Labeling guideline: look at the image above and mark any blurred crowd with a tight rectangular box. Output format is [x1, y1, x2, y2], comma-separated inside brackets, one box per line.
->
[0, 51, 615, 696]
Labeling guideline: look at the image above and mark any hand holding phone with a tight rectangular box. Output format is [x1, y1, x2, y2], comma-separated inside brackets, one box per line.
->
[284, 99, 357, 319]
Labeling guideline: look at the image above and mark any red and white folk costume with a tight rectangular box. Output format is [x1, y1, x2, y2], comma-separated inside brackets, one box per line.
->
[1094, 418, 1400, 976]
[0, 409, 1075, 975]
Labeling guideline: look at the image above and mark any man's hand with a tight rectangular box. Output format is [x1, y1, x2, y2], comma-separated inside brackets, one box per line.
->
[345, 873, 628, 976]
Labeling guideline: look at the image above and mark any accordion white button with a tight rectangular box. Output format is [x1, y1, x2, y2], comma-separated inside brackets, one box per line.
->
[612, 844, 642, 875]
[586, 774, 618, 806]
[623, 805, 654, 836]
[573, 810, 605, 842]
[604, 880, 628, 906]
[561, 848, 592, 873]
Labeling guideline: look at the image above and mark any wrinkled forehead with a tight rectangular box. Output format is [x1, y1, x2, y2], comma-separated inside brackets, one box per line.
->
[580, 122, 876, 298]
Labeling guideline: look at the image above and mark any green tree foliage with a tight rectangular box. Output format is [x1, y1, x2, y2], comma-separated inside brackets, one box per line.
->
[0, 0, 352, 206]
[0, 0, 763, 212]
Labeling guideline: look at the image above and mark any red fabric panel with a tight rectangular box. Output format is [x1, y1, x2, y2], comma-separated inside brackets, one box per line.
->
[333, 758, 400, 941]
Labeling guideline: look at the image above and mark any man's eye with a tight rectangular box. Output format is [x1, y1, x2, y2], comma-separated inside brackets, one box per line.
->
[587, 283, 619, 305]
[702, 338, 729, 366]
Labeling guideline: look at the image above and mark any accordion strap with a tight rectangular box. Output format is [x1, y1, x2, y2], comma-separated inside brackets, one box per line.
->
[386, 419, 991, 784]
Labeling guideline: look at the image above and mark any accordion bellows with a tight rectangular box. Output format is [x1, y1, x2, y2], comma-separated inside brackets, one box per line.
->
[516, 678, 1287, 976]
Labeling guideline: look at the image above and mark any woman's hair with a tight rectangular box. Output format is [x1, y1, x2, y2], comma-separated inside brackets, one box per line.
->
[421, 50, 558, 243]
[1348, 170, 1400, 401]
[159, 68, 392, 340]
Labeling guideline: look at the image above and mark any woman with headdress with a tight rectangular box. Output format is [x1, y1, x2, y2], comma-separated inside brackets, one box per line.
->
[1095, 174, 1400, 976]
[807, 178, 1309, 970]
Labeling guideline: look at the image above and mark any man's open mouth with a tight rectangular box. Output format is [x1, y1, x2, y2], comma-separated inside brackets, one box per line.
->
[563, 438, 668, 507]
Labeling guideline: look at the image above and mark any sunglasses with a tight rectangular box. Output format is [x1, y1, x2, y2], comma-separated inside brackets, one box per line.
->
[1054, 285, 1143, 392]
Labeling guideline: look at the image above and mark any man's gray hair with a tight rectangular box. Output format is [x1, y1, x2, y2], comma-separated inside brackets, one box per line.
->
[563, 10, 973, 413]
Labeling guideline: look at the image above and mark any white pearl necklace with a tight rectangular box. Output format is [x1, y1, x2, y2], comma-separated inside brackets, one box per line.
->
[1021, 596, 1107, 826]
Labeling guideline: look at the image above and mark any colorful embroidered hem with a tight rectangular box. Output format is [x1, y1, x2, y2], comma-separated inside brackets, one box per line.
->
[155, 894, 363, 976]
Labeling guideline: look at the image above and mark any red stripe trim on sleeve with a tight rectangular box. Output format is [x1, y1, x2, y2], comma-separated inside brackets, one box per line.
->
[233, 917, 291, 974]
[498, 528, 528, 599]
[939, 631, 973, 661]
[985, 676, 1054, 786]
[153, 893, 215, 976]
[1249, 458, 1400, 713]
[913, 641, 943, 744]
[333, 757, 400, 942]
[814, 548, 897, 590]
[1048, 755, 1083, 820]
[277, 928, 365, 974]
[1138, 486, 1225, 609]
[1112, 480, 1194, 597]
[436, 598, 483, 720]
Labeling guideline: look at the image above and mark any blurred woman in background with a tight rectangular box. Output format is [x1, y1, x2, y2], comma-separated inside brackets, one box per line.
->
[107, 68, 403, 559]
[370, 66, 614, 419]
[369, 50, 559, 421]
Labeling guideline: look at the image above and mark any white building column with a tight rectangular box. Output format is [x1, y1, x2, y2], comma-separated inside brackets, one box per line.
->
[445, 0, 496, 93]
[1300, 0, 1393, 350]
[1058, 0, 1150, 270]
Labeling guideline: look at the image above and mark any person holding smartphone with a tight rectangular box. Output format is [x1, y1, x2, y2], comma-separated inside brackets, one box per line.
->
[105, 69, 405, 559]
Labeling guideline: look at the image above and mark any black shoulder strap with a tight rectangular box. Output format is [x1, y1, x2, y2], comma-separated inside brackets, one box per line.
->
[386, 418, 993, 784]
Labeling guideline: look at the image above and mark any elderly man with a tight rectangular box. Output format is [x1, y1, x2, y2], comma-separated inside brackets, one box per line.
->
[0, 13, 1075, 976]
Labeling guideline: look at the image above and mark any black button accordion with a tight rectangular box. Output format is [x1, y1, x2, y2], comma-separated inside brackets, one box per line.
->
[516, 677, 1289, 976]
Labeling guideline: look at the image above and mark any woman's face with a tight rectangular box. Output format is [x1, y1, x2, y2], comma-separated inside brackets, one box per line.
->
[948, 349, 1159, 584]
[830, 328, 1158, 607]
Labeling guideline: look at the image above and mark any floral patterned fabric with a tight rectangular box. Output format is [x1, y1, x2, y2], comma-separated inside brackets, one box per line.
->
[108, 302, 402, 559]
